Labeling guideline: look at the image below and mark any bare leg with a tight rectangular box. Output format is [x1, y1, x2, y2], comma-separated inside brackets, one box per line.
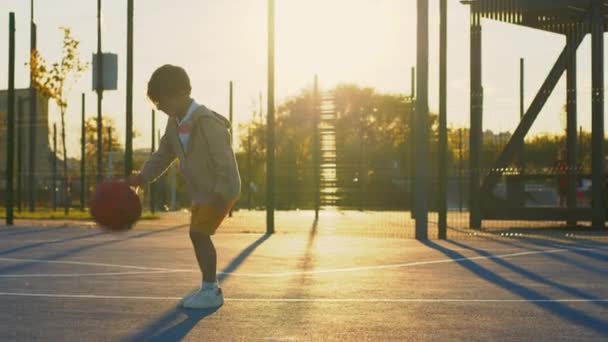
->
[189, 231, 217, 283]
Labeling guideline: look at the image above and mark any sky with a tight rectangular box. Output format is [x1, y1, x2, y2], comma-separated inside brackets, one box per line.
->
[0, 0, 606, 157]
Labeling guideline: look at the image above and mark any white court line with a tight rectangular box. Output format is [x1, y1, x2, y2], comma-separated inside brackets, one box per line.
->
[0, 257, 174, 271]
[215, 245, 608, 277]
[0, 270, 184, 278]
[0, 245, 607, 278]
[0, 292, 607, 303]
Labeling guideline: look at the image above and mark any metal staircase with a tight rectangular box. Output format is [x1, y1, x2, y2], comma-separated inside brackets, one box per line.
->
[318, 92, 339, 208]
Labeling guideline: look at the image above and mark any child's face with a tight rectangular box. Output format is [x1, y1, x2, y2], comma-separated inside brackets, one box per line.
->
[153, 95, 181, 118]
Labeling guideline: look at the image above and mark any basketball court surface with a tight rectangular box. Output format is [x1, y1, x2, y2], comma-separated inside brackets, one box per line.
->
[1, 210, 607, 341]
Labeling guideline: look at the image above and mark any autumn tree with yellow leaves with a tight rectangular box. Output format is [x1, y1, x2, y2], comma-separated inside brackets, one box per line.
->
[29, 27, 88, 214]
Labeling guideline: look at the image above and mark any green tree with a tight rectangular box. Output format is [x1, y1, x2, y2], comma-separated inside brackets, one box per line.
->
[238, 84, 419, 209]
[84, 116, 124, 187]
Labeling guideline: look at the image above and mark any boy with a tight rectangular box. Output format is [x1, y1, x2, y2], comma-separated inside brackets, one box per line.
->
[127, 64, 241, 309]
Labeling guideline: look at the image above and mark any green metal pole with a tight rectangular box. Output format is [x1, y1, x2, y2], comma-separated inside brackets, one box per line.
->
[247, 117, 252, 210]
[566, 31, 577, 226]
[28, 3, 37, 212]
[411, 67, 416, 99]
[96, 0, 104, 184]
[150, 109, 156, 214]
[520, 58, 524, 120]
[16, 97, 24, 213]
[6, 12, 16, 225]
[52, 123, 57, 211]
[415, 0, 429, 238]
[409, 66, 416, 219]
[107, 126, 112, 179]
[229, 82, 234, 138]
[229, 81, 234, 217]
[266, 0, 276, 234]
[313, 75, 320, 219]
[81, 93, 86, 211]
[125, 0, 134, 177]
[590, 2, 605, 229]
[469, 2, 483, 230]
[459, 128, 463, 212]
[438, 0, 448, 239]
[358, 107, 365, 211]
[519, 58, 525, 171]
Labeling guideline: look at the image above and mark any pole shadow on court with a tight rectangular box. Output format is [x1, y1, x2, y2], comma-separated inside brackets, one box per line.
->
[421, 240, 608, 336]
[451, 230, 608, 278]
[446, 239, 608, 310]
[0, 224, 188, 275]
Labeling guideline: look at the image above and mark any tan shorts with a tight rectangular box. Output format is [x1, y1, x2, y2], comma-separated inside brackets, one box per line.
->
[190, 199, 236, 235]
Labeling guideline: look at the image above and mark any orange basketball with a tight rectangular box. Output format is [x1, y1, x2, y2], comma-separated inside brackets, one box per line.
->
[90, 181, 142, 231]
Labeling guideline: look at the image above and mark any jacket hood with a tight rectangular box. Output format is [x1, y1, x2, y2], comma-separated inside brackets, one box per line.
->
[194, 105, 231, 129]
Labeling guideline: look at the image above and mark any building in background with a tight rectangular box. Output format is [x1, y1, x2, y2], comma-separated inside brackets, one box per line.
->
[0, 88, 52, 202]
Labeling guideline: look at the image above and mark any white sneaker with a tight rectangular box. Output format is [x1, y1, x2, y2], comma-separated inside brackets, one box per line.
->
[179, 288, 201, 306]
[182, 287, 224, 309]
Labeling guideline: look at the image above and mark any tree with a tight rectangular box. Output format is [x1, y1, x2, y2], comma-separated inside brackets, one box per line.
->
[30, 27, 88, 214]
[84, 116, 124, 185]
[237, 84, 419, 209]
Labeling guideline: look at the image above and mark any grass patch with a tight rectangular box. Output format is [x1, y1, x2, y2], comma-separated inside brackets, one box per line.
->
[0, 209, 160, 221]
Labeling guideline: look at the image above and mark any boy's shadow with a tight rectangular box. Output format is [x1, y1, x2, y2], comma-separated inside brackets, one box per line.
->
[128, 305, 220, 342]
[127, 233, 272, 341]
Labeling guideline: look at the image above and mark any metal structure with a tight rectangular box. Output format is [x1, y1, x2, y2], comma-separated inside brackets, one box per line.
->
[266, 0, 276, 234]
[150, 109, 156, 214]
[16, 97, 24, 212]
[229, 81, 233, 218]
[52, 123, 57, 211]
[316, 79, 339, 212]
[415, 0, 430, 239]
[438, 0, 448, 238]
[462, 0, 606, 229]
[6, 12, 16, 225]
[125, 0, 134, 178]
[96, 0, 104, 184]
[28, 0, 37, 212]
[80, 93, 86, 211]
[313, 76, 320, 219]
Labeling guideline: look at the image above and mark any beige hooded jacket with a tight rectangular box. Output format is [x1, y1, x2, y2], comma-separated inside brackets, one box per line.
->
[139, 104, 241, 205]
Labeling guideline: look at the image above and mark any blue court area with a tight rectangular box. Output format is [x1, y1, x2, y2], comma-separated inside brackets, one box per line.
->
[0, 212, 607, 341]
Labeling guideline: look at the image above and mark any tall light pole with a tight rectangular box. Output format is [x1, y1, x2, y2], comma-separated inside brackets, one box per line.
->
[52, 123, 57, 211]
[17, 97, 24, 213]
[81, 93, 86, 211]
[266, 0, 276, 234]
[150, 109, 156, 213]
[96, 0, 104, 184]
[125, 0, 134, 177]
[313, 75, 320, 219]
[519, 58, 525, 170]
[414, 0, 429, 238]
[438, 0, 448, 239]
[229, 81, 234, 217]
[28, 0, 37, 212]
[7, 12, 16, 225]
